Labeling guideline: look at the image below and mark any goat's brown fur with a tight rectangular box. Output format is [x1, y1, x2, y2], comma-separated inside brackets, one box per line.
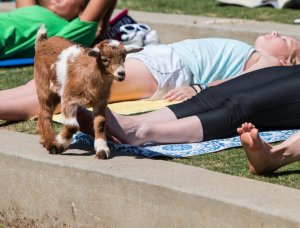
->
[34, 25, 142, 158]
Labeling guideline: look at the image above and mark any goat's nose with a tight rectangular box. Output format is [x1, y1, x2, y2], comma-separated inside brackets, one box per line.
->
[118, 70, 125, 77]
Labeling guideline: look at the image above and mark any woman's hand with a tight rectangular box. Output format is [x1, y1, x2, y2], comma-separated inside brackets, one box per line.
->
[163, 85, 197, 102]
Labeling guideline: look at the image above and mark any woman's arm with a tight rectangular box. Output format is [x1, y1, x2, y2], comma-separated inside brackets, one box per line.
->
[80, 0, 117, 22]
[80, 0, 117, 39]
[15, 0, 37, 8]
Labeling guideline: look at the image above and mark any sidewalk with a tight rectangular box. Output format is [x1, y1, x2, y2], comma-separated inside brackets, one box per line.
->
[127, 10, 300, 44]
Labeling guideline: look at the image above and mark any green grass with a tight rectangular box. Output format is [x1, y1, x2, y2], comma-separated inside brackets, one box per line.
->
[0, 66, 299, 190]
[174, 148, 300, 189]
[118, 0, 300, 24]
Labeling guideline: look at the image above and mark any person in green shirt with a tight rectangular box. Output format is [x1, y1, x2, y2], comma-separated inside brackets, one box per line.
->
[0, 0, 117, 59]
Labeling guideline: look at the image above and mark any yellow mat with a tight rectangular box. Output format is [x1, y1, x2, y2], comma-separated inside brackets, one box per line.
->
[53, 100, 180, 123]
[108, 99, 180, 115]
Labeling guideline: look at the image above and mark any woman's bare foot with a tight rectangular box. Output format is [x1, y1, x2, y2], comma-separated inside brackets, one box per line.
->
[237, 122, 282, 175]
[105, 109, 150, 146]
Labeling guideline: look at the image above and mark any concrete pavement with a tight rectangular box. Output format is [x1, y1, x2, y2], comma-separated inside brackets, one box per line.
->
[128, 10, 300, 44]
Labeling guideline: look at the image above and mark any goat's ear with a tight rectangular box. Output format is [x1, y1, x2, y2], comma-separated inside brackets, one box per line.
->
[124, 45, 143, 54]
[88, 47, 101, 58]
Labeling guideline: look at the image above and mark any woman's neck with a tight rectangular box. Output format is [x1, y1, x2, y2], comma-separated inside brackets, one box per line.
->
[244, 51, 261, 71]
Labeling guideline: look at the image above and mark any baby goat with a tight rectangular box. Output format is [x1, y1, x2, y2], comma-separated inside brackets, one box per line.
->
[34, 25, 141, 159]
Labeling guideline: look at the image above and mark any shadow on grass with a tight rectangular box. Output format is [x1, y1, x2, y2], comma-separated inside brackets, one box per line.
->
[263, 169, 300, 177]
[0, 120, 19, 127]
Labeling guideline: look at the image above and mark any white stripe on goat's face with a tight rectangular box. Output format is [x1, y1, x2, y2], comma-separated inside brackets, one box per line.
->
[109, 40, 120, 47]
[56, 133, 72, 150]
[94, 138, 110, 157]
[56, 45, 81, 96]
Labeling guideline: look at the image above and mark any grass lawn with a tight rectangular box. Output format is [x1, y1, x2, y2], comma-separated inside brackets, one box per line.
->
[1, 66, 300, 190]
[1, 1, 300, 190]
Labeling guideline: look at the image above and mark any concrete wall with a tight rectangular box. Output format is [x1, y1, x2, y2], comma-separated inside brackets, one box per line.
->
[0, 130, 300, 227]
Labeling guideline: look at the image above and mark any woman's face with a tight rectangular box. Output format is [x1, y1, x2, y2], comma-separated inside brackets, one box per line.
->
[40, 0, 86, 21]
[255, 31, 299, 59]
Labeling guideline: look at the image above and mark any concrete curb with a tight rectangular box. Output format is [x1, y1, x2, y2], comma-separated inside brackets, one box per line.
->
[0, 130, 300, 227]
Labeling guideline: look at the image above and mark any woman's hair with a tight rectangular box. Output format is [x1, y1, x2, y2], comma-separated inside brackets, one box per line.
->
[288, 48, 300, 65]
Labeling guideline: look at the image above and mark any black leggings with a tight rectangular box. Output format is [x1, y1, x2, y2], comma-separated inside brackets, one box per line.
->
[168, 65, 300, 141]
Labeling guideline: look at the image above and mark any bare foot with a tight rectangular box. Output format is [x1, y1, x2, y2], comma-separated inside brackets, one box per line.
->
[237, 122, 280, 175]
[105, 108, 150, 146]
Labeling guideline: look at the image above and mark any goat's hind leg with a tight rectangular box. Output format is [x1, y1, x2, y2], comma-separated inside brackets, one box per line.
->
[53, 102, 80, 154]
[37, 93, 60, 151]
[93, 105, 110, 159]
[34, 61, 60, 152]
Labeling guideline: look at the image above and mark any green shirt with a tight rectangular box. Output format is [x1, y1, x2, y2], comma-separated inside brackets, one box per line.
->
[0, 5, 98, 59]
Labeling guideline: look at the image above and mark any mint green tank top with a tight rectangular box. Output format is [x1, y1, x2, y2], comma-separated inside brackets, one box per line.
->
[169, 38, 255, 84]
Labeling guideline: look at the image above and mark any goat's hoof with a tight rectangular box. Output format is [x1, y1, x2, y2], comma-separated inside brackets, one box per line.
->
[95, 150, 109, 159]
[49, 145, 65, 155]
[39, 141, 45, 148]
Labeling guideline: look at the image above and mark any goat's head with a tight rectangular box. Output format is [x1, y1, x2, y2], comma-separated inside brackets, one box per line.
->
[88, 40, 143, 82]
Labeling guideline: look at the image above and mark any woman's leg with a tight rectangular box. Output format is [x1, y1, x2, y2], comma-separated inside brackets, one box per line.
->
[107, 65, 300, 145]
[238, 122, 300, 174]
[0, 79, 35, 100]
[198, 71, 300, 140]
[106, 108, 203, 145]
[0, 79, 39, 120]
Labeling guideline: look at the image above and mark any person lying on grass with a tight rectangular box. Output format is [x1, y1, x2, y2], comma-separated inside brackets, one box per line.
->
[0, 31, 299, 121]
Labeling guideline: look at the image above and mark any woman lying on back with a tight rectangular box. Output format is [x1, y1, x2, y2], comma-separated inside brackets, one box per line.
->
[0, 29, 299, 121]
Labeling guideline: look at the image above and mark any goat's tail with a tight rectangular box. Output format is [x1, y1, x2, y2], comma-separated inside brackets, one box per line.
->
[35, 24, 47, 50]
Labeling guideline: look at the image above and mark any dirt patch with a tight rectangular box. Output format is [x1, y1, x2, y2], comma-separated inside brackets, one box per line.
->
[0, 202, 71, 228]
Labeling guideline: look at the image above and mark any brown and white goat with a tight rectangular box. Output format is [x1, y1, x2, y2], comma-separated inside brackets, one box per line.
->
[34, 25, 141, 159]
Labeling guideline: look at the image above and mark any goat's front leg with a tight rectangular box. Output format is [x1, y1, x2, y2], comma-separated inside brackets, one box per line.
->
[93, 105, 110, 159]
[51, 102, 79, 154]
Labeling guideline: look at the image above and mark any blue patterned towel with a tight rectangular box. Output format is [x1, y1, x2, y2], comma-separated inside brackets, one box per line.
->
[71, 130, 298, 158]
